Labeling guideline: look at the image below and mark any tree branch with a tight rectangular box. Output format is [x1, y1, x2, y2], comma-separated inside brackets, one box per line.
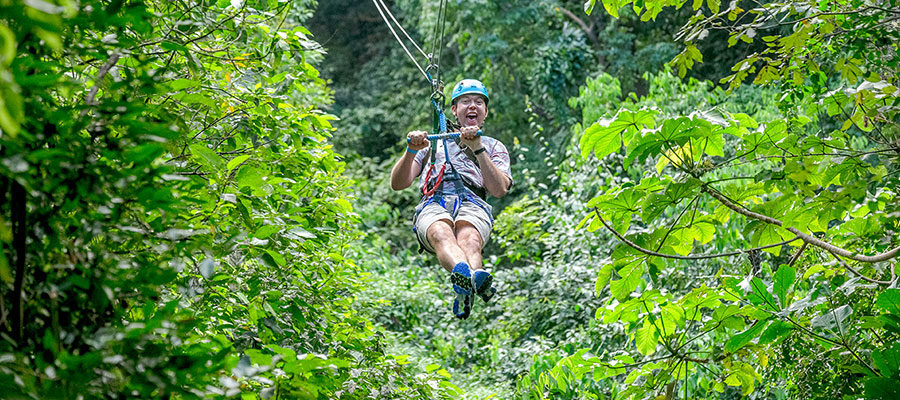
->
[787, 242, 808, 268]
[558, 7, 600, 50]
[702, 186, 900, 265]
[771, 6, 876, 27]
[591, 208, 801, 260]
[10, 181, 26, 345]
[826, 250, 893, 285]
[79, 53, 121, 117]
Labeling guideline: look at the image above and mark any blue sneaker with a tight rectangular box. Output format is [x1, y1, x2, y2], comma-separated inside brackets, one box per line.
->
[473, 270, 496, 303]
[451, 262, 474, 319]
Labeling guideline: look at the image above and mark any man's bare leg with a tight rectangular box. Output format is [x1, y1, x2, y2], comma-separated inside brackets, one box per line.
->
[426, 219, 468, 273]
[455, 221, 484, 271]
[456, 220, 495, 301]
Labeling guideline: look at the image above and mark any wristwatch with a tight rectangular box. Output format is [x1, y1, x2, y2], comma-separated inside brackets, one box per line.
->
[473, 147, 486, 155]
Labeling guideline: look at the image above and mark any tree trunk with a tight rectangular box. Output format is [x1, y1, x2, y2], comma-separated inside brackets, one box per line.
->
[10, 180, 26, 345]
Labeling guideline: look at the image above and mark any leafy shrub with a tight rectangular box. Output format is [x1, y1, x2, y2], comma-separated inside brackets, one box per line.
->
[0, 0, 458, 398]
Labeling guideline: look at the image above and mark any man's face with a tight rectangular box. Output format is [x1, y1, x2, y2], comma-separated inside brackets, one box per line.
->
[451, 94, 488, 127]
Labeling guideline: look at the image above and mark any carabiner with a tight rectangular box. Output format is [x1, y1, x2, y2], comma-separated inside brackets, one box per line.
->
[431, 88, 445, 103]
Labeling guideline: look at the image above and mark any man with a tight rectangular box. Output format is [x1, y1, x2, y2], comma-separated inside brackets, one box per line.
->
[389, 79, 513, 319]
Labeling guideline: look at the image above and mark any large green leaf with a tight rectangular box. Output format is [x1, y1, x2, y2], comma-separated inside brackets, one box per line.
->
[725, 319, 771, 353]
[595, 263, 615, 296]
[865, 378, 900, 400]
[773, 266, 795, 307]
[876, 289, 900, 314]
[226, 155, 251, 172]
[176, 92, 217, 108]
[580, 109, 656, 160]
[625, 115, 714, 168]
[615, 109, 658, 145]
[872, 342, 900, 379]
[634, 323, 659, 355]
[580, 121, 622, 160]
[169, 78, 200, 91]
[640, 178, 701, 222]
[746, 277, 778, 311]
[190, 143, 226, 172]
[758, 320, 793, 344]
[601, 0, 630, 18]
[253, 225, 281, 239]
[610, 260, 644, 301]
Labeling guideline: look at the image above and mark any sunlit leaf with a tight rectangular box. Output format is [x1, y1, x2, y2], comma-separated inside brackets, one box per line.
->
[596, 263, 615, 296]
[224, 155, 249, 173]
[610, 260, 643, 301]
[634, 322, 658, 355]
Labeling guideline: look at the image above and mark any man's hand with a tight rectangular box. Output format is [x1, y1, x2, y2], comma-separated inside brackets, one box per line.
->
[407, 130, 430, 151]
[458, 126, 482, 150]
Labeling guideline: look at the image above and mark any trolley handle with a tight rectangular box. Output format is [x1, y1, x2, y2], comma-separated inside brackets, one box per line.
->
[408, 130, 482, 143]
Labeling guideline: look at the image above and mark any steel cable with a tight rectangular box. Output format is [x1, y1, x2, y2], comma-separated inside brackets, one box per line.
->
[371, 0, 429, 81]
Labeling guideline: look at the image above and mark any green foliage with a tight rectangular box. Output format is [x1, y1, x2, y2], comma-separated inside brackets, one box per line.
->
[0, 0, 455, 398]
[512, 58, 896, 400]
[339, 66, 789, 399]
[502, 1, 900, 398]
[66, 1, 881, 399]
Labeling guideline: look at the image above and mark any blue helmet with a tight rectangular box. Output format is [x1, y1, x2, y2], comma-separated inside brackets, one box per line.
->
[450, 79, 489, 105]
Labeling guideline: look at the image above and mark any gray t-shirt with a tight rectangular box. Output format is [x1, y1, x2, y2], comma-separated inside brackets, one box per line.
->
[412, 136, 513, 193]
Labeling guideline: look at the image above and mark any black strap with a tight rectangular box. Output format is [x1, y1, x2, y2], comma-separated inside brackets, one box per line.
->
[454, 137, 480, 167]
[425, 181, 486, 201]
[463, 180, 487, 200]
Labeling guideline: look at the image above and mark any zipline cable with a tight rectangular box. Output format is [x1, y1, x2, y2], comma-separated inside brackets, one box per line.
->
[434, 0, 447, 85]
[371, 0, 429, 81]
[428, 1, 439, 59]
[375, 0, 429, 60]
[371, 1, 486, 237]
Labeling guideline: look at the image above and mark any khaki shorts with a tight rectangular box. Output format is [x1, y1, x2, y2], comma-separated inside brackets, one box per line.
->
[414, 193, 493, 254]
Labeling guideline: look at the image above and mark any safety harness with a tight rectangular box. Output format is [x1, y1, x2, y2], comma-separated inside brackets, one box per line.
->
[416, 96, 492, 225]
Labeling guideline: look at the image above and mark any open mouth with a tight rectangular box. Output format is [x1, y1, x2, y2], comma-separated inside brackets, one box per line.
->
[465, 112, 478, 125]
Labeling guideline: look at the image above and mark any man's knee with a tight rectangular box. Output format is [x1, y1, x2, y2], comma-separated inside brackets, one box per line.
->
[455, 222, 483, 251]
[426, 220, 456, 246]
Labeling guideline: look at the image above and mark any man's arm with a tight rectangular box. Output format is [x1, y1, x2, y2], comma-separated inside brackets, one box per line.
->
[390, 130, 428, 191]
[458, 126, 511, 198]
[474, 150, 510, 197]
[390, 150, 424, 191]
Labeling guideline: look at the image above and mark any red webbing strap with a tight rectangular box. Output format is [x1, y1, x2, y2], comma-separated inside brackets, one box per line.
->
[422, 164, 446, 197]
